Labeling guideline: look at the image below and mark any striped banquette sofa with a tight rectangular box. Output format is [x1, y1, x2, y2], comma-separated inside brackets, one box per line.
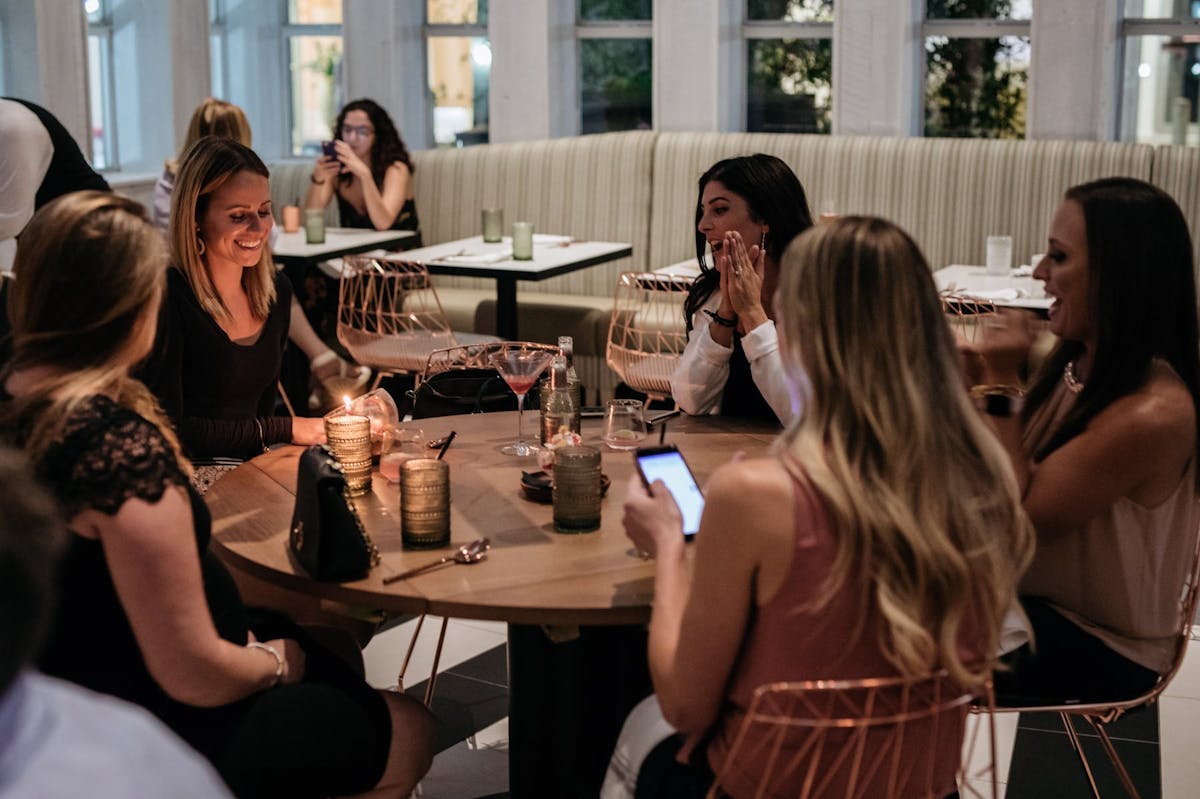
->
[271, 132, 1200, 400]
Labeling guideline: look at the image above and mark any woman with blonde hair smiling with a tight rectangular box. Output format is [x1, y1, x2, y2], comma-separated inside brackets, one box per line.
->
[0, 191, 434, 798]
[617, 216, 1034, 798]
[141, 136, 327, 464]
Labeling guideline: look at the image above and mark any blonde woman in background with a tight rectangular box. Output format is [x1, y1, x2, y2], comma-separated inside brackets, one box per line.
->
[0, 191, 434, 798]
[614, 217, 1034, 798]
[153, 98, 368, 411]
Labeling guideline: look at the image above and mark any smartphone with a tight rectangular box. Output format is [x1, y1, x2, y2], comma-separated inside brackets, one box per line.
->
[635, 445, 705, 540]
[321, 140, 338, 159]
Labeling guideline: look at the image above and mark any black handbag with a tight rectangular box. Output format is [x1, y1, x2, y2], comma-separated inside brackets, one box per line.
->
[289, 445, 380, 581]
[409, 367, 541, 419]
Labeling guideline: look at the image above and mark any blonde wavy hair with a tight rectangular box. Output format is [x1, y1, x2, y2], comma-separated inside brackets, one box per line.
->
[165, 98, 252, 176]
[170, 136, 276, 323]
[1, 192, 187, 472]
[776, 216, 1034, 688]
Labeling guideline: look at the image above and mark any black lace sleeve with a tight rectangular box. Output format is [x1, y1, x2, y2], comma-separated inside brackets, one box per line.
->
[41, 397, 188, 518]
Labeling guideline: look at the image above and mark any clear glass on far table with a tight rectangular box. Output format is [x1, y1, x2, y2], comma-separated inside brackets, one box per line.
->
[490, 344, 556, 456]
[603, 399, 647, 450]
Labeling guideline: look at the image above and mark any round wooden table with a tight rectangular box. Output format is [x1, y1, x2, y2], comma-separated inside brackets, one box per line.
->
[206, 410, 778, 796]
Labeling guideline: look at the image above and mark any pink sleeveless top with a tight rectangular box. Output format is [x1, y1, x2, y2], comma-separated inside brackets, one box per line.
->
[705, 467, 966, 799]
[1020, 364, 1200, 673]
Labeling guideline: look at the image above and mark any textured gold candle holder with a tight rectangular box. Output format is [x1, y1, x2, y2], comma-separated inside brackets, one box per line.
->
[400, 458, 450, 549]
[552, 445, 601, 533]
[324, 413, 372, 496]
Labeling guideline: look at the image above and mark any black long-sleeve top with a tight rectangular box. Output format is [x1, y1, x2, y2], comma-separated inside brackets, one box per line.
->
[140, 267, 292, 459]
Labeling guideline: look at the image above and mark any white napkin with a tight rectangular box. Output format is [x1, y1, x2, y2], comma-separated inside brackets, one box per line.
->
[997, 603, 1032, 655]
[961, 288, 1025, 302]
[430, 249, 512, 266]
[500, 234, 574, 246]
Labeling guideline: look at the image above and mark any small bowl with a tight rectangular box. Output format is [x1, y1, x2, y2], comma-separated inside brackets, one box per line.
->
[520, 470, 611, 504]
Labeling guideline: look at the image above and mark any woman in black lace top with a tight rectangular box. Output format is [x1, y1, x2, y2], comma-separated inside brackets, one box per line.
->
[140, 137, 329, 461]
[1, 192, 434, 798]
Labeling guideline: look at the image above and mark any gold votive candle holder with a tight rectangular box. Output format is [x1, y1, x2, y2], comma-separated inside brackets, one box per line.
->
[553, 445, 601, 533]
[324, 413, 372, 496]
[400, 458, 450, 549]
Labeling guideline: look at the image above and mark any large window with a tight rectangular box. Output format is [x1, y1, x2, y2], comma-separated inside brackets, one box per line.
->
[1120, 1, 1200, 145]
[285, 0, 343, 157]
[426, 0, 490, 147]
[923, 1, 1030, 139]
[84, 0, 117, 168]
[745, 1, 833, 135]
[577, 0, 652, 134]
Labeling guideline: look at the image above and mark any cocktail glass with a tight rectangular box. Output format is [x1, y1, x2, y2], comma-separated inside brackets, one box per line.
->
[490, 345, 555, 456]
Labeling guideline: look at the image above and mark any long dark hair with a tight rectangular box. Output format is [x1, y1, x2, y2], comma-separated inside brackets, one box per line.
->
[334, 98, 414, 189]
[1024, 177, 1200, 479]
[682, 154, 813, 329]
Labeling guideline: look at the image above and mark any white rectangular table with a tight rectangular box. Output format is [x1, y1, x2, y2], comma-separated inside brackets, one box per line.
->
[934, 264, 1051, 317]
[398, 235, 633, 339]
[270, 227, 417, 270]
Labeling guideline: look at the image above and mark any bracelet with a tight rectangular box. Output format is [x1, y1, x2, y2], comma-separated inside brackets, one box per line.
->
[704, 309, 737, 328]
[309, 174, 326, 185]
[254, 418, 269, 453]
[971, 385, 1026, 417]
[968, 383, 1025, 399]
[247, 641, 283, 686]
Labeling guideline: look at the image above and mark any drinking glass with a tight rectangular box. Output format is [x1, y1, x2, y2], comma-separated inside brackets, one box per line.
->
[603, 399, 647, 450]
[490, 345, 555, 456]
[986, 235, 1013, 276]
[482, 208, 504, 243]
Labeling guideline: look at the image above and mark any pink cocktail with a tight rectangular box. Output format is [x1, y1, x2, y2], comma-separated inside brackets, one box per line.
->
[490, 345, 555, 457]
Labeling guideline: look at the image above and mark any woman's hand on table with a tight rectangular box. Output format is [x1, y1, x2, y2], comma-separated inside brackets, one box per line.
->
[291, 417, 327, 446]
[622, 473, 685, 561]
[962, 308, 1039, 386]
[722, 232, 768, 335]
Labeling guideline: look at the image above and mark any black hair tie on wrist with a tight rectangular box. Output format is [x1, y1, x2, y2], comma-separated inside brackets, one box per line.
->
[704, 309, 737, 328]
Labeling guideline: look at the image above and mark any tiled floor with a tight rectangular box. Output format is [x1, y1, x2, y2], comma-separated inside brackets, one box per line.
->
[363, 620, 1200, 798]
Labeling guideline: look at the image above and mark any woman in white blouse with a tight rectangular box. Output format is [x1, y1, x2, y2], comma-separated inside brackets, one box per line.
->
[670, 154, 813, 425]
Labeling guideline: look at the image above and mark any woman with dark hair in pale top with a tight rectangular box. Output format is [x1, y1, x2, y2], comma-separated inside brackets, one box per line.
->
[0, 191, 434, 798]
[967, 177, 1200, 704]
[671, 154, 813, 426]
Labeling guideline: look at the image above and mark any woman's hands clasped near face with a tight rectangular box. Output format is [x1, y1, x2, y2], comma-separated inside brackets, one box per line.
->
[622, 473, 685, 561]
[717, 231, 769, 335]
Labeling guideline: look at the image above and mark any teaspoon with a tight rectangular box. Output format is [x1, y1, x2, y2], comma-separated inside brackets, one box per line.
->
[382, 538, 491, 584]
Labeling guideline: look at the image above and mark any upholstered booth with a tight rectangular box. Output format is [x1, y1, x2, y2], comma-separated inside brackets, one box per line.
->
[271, 132, 1200, 401]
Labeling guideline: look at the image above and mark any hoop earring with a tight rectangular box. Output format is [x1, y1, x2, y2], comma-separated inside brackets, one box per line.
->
[196, 236, 206, 256]
[759, 231, 767, 256]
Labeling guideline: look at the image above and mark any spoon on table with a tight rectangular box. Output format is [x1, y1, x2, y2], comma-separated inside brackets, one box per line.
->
[382, 538, 491, 584]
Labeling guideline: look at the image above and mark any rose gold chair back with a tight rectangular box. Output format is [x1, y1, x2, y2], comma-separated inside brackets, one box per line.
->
[606, 272, 694, 402]
[420, 340, 559, 380]
[974, 522, 1200, 799]
[940, 290, 998, 348]
[708, 671, 993, 799]
[337, 255, 485, 391]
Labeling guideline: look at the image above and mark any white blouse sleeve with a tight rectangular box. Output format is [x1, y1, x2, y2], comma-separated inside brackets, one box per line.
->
[740, 319, 799, 426]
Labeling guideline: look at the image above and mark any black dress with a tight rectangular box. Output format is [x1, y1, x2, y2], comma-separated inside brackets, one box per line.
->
[22, 395, 392, 799]
[139, 268, 293, 460]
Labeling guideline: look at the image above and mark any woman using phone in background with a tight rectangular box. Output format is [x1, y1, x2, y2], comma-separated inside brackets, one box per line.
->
[304, 97, 419, 234]
[670, 154, 813, 426]
[614, 217, 1033, 797]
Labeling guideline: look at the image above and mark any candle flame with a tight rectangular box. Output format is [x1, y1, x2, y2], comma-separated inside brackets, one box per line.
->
[343, 395, 353, 413]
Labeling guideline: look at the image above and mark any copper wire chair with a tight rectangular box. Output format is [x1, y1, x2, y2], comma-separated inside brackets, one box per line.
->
[606, 272, 695, 402]
[940, 290, 999, 348]
[337, 255, 497, 392]
[709, 671, 995, 799]
[972, 524, 1200, 799]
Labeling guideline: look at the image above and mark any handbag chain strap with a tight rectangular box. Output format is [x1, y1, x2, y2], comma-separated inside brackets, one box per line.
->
[342, 487, 382, 568]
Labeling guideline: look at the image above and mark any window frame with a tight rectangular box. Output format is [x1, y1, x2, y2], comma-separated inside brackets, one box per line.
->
[280, 0, 344, 158]
[85, 0, 119, 170]
[919, 12, 1031, 139]
[575, 12, 653, 134]
[424, 9, 489, 148]
[1119, 13, 1200, 142]
[742, 12, 834, 135]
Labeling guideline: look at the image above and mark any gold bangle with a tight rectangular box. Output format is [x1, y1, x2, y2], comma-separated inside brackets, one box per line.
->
[968, 383, 1025, 400]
